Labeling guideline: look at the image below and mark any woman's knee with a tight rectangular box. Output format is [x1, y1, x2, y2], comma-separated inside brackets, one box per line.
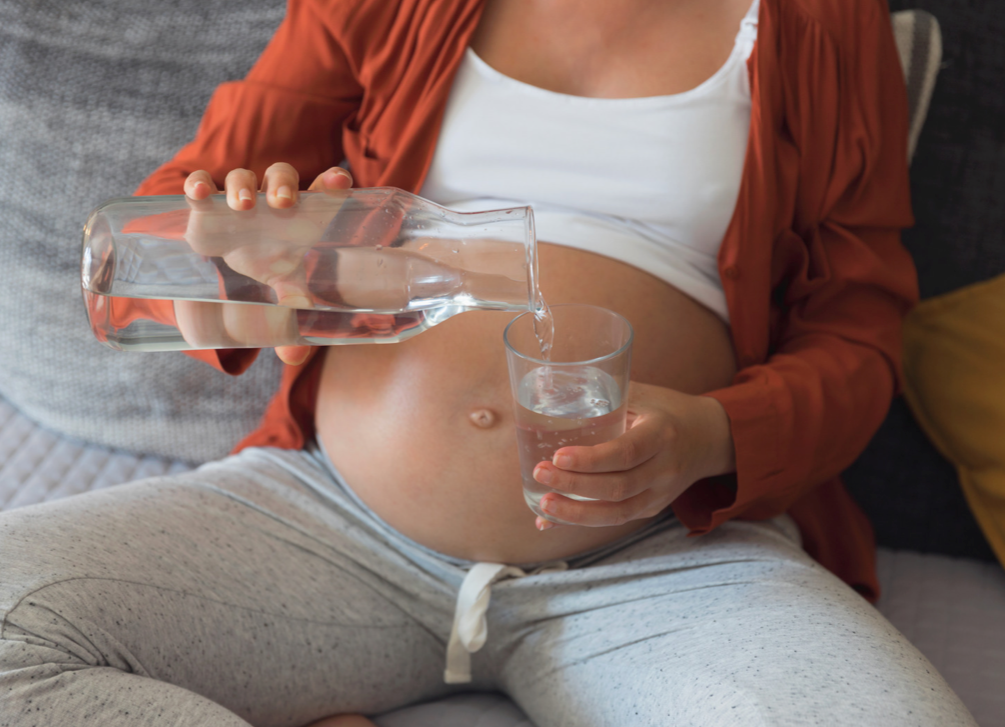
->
[0, 498, 153, 675]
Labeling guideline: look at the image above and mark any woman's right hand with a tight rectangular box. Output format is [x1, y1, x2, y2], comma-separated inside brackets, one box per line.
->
[175, 163, 353, 365]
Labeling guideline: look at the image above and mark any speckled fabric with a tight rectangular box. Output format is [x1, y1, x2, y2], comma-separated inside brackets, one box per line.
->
[0, 448, 978, 727]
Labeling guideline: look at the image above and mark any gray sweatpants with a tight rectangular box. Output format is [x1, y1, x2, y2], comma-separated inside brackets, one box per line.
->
[0, 446, 977, 727]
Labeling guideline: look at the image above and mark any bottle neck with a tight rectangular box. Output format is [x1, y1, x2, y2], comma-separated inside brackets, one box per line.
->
[422, 205, 538, 314]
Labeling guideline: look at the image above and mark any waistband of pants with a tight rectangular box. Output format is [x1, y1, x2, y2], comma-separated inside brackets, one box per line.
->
[302, 438, 680, 573]
[241, 442, 801, 684]
[299, 441, 681, 684]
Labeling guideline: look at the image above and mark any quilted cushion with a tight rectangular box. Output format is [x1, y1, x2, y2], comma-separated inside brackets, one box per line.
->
[0, 0, 286, 462]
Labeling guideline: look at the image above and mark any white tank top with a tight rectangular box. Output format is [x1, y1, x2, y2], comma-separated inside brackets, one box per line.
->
[418, 0, 759, 322]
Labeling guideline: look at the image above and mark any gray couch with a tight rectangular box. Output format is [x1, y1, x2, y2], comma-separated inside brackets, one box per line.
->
[1, 1, 1003, 725]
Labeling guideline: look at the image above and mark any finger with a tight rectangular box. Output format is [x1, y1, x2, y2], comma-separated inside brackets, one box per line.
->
[175, 302, 311, 359]
[550, 420, 662, 474]
[221, 242, 313, 305]
[271, 278, 312, 309]
[533, 455, 658, 502]
[535, 516, 560, 531]
[173, 300, 230, 348]
[308, 166, 354, 194]
[261, 162, 300, 209]
[184, 170, 219, 201]
[220, 300, 302, 348]
[225, 168, 258, 211]
[537, 489, 664, 528]
[275, 345, 312, 366]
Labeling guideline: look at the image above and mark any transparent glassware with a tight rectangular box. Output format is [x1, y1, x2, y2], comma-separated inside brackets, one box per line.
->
[504, 304, 633, 522]
[81, 188, 538, 351]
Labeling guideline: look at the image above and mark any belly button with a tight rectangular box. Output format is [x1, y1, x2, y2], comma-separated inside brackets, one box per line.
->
[468, 408, 498, 429]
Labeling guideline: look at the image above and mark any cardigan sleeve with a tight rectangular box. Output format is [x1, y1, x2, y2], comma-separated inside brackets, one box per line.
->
[133, 0, 363, 375]
[136, 0, 362, 196]
[678, 0, 919, 532]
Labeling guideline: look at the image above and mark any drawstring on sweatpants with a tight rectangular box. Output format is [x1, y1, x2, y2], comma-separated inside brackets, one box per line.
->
[444, 560, 568, 684]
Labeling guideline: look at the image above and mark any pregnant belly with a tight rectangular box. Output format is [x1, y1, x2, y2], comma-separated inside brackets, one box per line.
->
[315, 243, 738, 564]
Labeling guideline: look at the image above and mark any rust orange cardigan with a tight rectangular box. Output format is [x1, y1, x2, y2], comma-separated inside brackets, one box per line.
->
[135, 0, 918, 600]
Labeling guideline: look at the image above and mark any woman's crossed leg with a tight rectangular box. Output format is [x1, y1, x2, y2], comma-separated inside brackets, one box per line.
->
[0, 452, 456, 727]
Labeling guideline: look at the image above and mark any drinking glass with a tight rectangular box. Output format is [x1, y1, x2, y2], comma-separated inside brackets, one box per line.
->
[504, 304, 633, 522]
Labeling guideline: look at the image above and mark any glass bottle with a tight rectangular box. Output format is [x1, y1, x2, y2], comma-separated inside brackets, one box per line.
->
[81, 188, 538, 351]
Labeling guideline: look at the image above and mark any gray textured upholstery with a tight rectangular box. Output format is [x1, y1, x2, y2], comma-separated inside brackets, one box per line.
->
[0, 0, 286, 462]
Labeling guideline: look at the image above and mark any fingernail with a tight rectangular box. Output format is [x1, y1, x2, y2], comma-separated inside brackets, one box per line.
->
[193, 181, 209, 197]
[238, 188, 253, 203]
[540, 497, 555, 514]
[276, 185, 292, 200]
[326, 168, 352, 186]
[554, 453, 573, 469]
[534, 466, 553, 485]
[536, 518, 556, 531]
[280, 348, 311, 366]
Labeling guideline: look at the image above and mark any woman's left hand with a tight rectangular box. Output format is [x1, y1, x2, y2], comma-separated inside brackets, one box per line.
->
[532, 382, 736, 530]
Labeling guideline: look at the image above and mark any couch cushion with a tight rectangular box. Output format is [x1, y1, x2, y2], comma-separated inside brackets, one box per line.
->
[844, 0, 1005, 560]
[886, 0, 1005, 300]
[0, 0, 286, 462]
[875, 548, 1005, 727]
[902, 274, 1005, 568]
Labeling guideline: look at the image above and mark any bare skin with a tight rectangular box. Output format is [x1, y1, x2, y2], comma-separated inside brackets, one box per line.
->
[315, 0, 750, 558]
[185, 0, 754, 723]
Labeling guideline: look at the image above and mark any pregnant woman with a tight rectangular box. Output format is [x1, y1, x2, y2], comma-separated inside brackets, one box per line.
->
[0, 0, 979, 725]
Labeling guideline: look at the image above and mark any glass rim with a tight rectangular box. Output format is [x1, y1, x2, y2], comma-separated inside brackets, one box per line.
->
[503, 303, 634, 367]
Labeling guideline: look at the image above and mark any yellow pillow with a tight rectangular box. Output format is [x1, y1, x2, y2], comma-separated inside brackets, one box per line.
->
[902, 273, 1005, 566]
